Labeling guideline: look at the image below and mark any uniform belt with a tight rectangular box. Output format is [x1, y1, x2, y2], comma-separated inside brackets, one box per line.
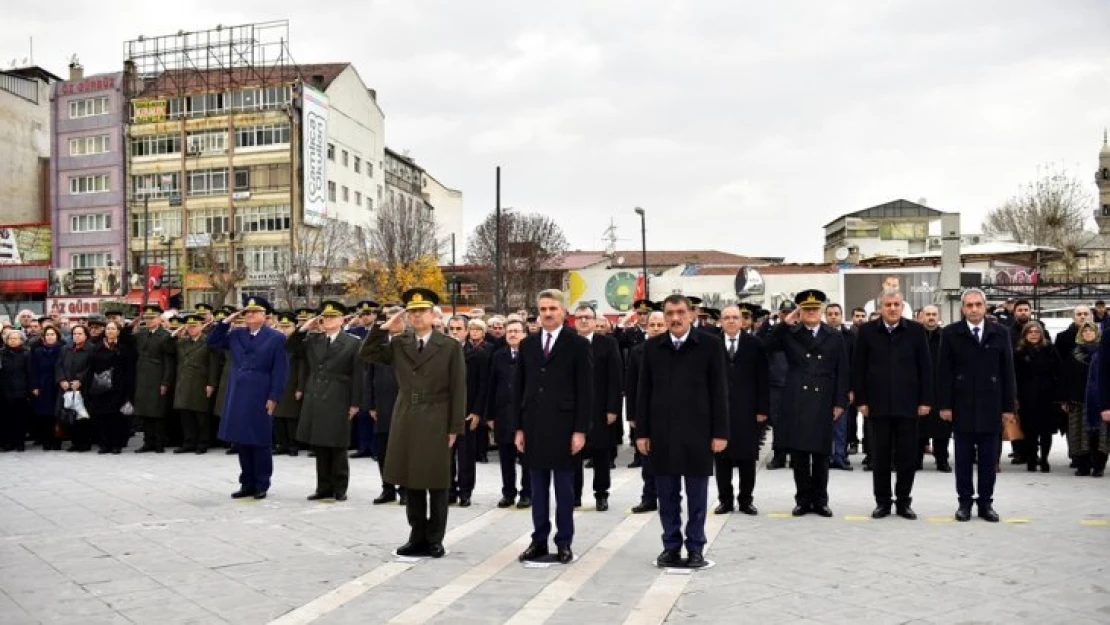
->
[410, 391, 449, 404]
[315, 373, 352, 382]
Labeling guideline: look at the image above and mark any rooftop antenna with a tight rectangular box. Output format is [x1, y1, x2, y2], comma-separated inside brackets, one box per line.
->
[602, 218, 618, 258]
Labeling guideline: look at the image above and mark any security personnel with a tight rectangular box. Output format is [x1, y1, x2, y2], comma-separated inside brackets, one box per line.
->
[765, 290, 850, 517]
[273, 311, 306, 456]
[289, 301, 364, 501]
[361, 288, 466, 559]
[130, 304, 176, 453]
[172, 314, 217, 454]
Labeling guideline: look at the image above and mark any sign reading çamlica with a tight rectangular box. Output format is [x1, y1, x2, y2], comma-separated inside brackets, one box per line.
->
[301, 84, 329, 227]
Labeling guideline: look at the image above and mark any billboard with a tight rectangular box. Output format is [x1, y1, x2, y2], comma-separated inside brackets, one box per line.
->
[132, 99, 167, 123]
[301, 84, 329, 227]
[0, 224, 51, 265]
[840, 268, 981, 318]
[49, 266, 124, 297]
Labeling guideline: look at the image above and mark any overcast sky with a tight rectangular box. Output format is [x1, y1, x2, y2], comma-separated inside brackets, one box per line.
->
[8, 0, 1110, 262]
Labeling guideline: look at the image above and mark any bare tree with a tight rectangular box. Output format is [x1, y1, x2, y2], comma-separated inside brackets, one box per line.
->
[982, 163, 1094, 278]
[466, 208, 569, 310]
[276, 218, 356, 309]
[366, 197, 439, 266]
[195, 244, 245, 307]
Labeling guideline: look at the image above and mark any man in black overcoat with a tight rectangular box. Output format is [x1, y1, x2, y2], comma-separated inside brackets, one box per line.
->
[368, 306, 404, 505]
[714, 303, 769, 516]
[627, 310, 667, 514]
[571, 305, 622, 511]
[637, 294, 728, 569]
[936, 288, 1016, 523]
[918, 305, 951, 472]
[853, 289, 933, 520]
[764, 289, 850, 518]
[484, 319, 531, 509]
[513, 289, 593, 564]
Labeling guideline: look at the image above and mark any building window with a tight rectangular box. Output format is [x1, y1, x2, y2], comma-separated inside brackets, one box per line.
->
[69, 174, 110, 195]
[367, 197, 374, 212]
[188, 208, 229, 235]
[342, 150, 349, 167]
[237, 163, 292, 193]
[235, 205, 292, 233]
[131, 134, 182, 157]
[131, 173, 180, 200]
[368, 162, 373, 178]
[188, 168, 229, 196]
[354, 191, 362, 206]
[187, 249, 228, 272]
[378, 185, 383, 201]
[328, 181, 336, 202]
[130, 211, 181, 238]
[69, 135, 110, 156]
[186, 130, 227, 154]
[70, 252, 112, 269]
[342, 186, 349, 202]
[71, 213, 112, 233]
[68, 96, 110, 119]
[327, 144, 335, 161]
[234, 168, 250, 192]
[234, 123, 291, 149]
[354, 156, 361, 173]
[236, 245, 288, 272]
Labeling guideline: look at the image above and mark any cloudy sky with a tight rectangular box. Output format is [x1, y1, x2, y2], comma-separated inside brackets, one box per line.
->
[8, 0, 1110, 261]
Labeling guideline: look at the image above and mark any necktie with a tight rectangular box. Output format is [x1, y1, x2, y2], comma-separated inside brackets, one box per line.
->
[887, 326, 894, 336]
[973, 326, 981, 343]
[543, 333, 552, 358]
[511, 350, 517, 362]
[674, 340, 683, 351]
[728, 337, 737, 357]
[418, 338, 425, 352]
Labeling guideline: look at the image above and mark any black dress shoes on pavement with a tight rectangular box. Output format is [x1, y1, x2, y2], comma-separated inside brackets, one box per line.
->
[134, 445, 154, 454]
[253, 491, 267, 500]
[713, 502, 734, 515]
[307, 492, 334, 501]
[685, 551, 707, 568]
[519, 543, 549, 562]
[656, 549, 682, 567]
[231, 488, 256, 499]
[871, 505, 892, 519]
[896, 505, 917, 520]
[458, 495, 472, 508]
[373, 491, 397, 505]
[195, 447, 208, 455]
[427, 543, 445, 558]
[397, 541, 430, 557]
[631, 501, 658, 514]
[978, 506, 1000, 523]
[334, 493, 348, 502]
[596, 497, 609, 512]
[812, 505, 833, 518]
[955, 507, 972, 522]
[173, 446, 195, 454]
[497, 497, 514, 508]
[556, 546, 573, 564]
[738, 502, 758, 516]
[516, 496, 531, 509]
[791, 505, 808, 517]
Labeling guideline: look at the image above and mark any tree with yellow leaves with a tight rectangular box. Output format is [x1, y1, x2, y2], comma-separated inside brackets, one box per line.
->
[349, 254, 446, 303]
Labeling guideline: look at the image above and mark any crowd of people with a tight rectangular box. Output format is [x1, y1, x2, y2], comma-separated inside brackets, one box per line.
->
[2, 287, 1109, 568]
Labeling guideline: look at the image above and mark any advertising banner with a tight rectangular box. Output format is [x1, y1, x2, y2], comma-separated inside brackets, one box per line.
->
[0, 224, 51, 265]
[840, 268, 981, 318]
[301, 84, 329, 227]
[49, 266, 124, 297]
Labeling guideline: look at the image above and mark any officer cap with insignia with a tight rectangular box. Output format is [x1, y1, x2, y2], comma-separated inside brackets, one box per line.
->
[241, 295, 273, 314]
[295, 307, 315, 321]
[275, 310, 297, 326]
[402, 287, 439, 311]
[688, 296, 703, 308]
[142, 304, 164, 318]
[779, 299, 797, 313]
[216, 305, 237, 320]
[794, 289, 828, 309]
[737, 303, 759, 317]
[633, 299, 655, 314]
[320, 300, 348, 317]
[355, 300, 379, 316]
[167, 315, 184, 328]
[183, 313, 203, 326]
[195, 303, 214, 314]
[705, 308, 721, 321]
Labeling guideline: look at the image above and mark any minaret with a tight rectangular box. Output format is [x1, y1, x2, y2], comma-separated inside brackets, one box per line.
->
[1097, 130, 1110, 234]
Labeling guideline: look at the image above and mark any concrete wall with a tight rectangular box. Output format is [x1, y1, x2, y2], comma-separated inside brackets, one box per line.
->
[324, 66, 384, 230]
[0, 78, 51, 224]
[423, 172, 464, 263]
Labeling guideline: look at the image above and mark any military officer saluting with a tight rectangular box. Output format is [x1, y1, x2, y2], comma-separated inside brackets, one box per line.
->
[272, 311, 306, 457]
[171, 314, 217, 454]
[288, 301, 365, 502]
[129, 304, 177, 453]
[361, 288, 466, 558]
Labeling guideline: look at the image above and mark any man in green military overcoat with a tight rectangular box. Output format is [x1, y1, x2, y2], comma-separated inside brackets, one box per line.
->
[130, 304, 176, 453]
[172, 314, 218, 454]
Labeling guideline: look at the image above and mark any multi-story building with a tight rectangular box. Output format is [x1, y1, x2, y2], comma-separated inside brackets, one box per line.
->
[48, 62, 128, 310]
[324, 68, 383, 230]
[383, 147, 463, 260]
[422, 170, 464, 263]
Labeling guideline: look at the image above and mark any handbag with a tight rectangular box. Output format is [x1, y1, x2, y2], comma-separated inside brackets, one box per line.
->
[1002, 414, 1024, 441]
[63, 390, 90, 420]
[89, 368, 114, 395]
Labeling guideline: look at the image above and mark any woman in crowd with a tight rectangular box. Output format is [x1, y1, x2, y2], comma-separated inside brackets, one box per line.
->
[1075, 321, 1110, 476]
[30, 326, 64, 449]
[1014, 322, 1061, 472]
[86, 321, 135, 454]
[56, 324, 93, 452]
[0, 330, 33, 452]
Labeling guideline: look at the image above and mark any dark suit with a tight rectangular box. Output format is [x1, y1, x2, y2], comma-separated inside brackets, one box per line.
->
[716, 332, 769, 506]
[511, 327, 592, 548]
[367, 361, 401, 495]
[637, 330, 728, 554]
[918, 327, 949, 466]
[575, 333, 622, 501]
[852, 318, 933, 507]
[625, 342, 656, 504]
[485, 345, 530, 499]
[936, 320, 1016, 510]
[452, 341, 491, 499]
[764, 322, 849, 509]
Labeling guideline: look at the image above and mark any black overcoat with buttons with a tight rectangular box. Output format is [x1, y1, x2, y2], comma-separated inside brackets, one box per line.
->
[510, 329, 593, 471]
[721, 332, 770, 461]
[764, 322, 850, 455]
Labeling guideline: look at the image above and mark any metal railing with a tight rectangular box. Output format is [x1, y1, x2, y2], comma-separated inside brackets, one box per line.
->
[0, 72, 38, 104]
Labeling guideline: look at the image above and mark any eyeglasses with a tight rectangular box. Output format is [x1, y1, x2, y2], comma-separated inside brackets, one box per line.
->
[575, 315, 595, 321]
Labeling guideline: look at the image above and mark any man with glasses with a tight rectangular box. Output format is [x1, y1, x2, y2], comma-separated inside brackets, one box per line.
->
[486, 319, 532, 508]
[918, 305, 950, 472]
[572, 305, 622, 511]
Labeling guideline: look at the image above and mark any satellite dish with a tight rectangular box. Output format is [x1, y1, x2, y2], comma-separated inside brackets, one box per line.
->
[835, 247, 850, 261]
[616, 256, 625, 265]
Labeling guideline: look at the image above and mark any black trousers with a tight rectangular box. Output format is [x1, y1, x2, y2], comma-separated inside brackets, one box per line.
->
[33, 412, 57, 448]
[1, 398, 29, 449]
[954, 431, 999, 508]
[769, 387, 783, 454]
[919, 434, 950, 466]
[791, 451, 829, 507]
[406, 488, 449, 545]
[451, 428, 477, 497]
[870, 417, 919, 506]
[180, 410, 211, 449]
[714, 455, 756, 505]
[498, 442, 530, 498]
[374, 430, 398, 493]
[314, 446, 350, 496]
[274, 418, 299, 451]
[847, 409, 860, 445]
[70, 418, 95, 450]
[574, 447, 612, 499]
[1026, 432, 1053, 463]
[96, 411, 129, 450]
[140, 417, 166, 449]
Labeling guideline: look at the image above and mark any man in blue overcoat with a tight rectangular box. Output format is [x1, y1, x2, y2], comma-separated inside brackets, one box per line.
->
[207, 296, 288, 499]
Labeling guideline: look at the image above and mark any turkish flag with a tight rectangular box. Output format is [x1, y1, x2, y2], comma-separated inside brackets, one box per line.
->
[634, 275, 646, 301]
[146, 264, 164, 290]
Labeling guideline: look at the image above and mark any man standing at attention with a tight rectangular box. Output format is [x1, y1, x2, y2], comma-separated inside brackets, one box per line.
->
[207, 297, 288, 499]
[361, 289, 466, 558]
[637, 294, 728, 568]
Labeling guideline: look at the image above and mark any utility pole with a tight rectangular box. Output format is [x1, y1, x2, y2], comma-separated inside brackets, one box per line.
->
[450, 232, 457, 313]
[142, 196, 150, 307]
[494, 166, 502, 312]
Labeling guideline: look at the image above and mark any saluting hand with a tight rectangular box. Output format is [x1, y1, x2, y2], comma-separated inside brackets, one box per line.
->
[382, 310, 406, 334]
[223, 310, 245, 324]
[1102, 410, 1110, 423]
[300, 315, 322, 332]
[711, 438, 727, 453]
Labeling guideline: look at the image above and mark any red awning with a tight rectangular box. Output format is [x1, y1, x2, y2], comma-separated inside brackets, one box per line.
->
[0, 279, 48, 293]
[125, 288, 168, 309]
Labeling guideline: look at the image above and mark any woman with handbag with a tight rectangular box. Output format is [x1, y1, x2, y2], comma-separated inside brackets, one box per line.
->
[56, 324, 93, 452]
[1014, 322, 1062, 473]
[87, 321, 135, 454]
[30, 326, 64, 449]
[0, 330, 33, 452]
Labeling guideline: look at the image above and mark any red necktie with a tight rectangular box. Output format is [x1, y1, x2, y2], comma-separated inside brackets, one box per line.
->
[543, 333, 552, 358]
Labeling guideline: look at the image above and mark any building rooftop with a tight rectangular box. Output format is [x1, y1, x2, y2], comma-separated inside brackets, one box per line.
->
[824, 198, 947, 228]
[136, 62, 348, 98]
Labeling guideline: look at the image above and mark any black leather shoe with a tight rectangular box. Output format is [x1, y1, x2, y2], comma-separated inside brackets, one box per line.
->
[519, 543, 549, 562]
[738, 502, 758, 516]
[497, 497, 514, 508]
[627, 458, 642, 468]
[307, 492, 334, 501]
[584, 458, 595, 469]
[871, 505, 891, 519]
[896, 505, 917, 520]
[97, 448, 111, 455]
[458, 496, 471, 508]
[334, 493, 348, 502]
[573, 498, 582, 508]
[448, 494, 458, 505]
[656, 549, 682, 567]
[955, 507, 972, 522]
[862, 458, 872, 471]
[791, 505, 808, 517]
[936, 460, 952, 473]
[427, 543, 445, 558]
[978, 506, 1000, 523]
[685, 551, 707, 568]
[253, 491, 267, 500]
[153, 447, 165, 454]
[195, 447, 208, 455]
[1094, 468, 1106, 478]
[231, 488, 255, 499]
[373, 491, 397, 505]
[596, 497, 609, 512]
[631, 501, 657, 514]
[557, 546, 573, 564]
[397, 541, 430, 557]
[812, 505, 833, 518]
[516, 496, 532, 508]
[1026, 463, 1038, 472]
[350, 450, 374, 458]
[134, 446, 154, 454]
[713, 502, 734, 515]
[1039, 460, 1050, 473]
[288, 449, 299, 457]
[173, 447, 195, 454]
[609, 459, 616, 469]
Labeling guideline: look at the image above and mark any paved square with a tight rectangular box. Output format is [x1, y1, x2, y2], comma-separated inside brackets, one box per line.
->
[1, 438, 1108, 624]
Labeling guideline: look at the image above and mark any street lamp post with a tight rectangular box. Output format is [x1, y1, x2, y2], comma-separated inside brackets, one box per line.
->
[634, 207, 648, 300]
